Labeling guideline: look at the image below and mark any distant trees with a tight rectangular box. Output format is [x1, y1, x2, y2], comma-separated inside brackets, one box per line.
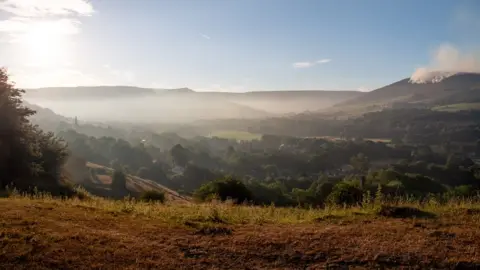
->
[350, 153, 370, 174]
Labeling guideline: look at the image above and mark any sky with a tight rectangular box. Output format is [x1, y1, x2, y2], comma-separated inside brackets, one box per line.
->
[0, 0, 479, 92]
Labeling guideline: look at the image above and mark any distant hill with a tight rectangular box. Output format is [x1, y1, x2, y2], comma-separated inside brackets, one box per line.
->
[23, 86, 361, 122]
[337, 72, 480, 109]
[25, 86, 156, 100]
[205, 90, 362, 114]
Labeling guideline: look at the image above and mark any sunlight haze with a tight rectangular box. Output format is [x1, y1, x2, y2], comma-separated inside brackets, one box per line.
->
[1, 0, 479, 91]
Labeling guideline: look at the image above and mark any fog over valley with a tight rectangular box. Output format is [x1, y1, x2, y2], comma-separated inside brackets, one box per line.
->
[23, 87, 362, 123]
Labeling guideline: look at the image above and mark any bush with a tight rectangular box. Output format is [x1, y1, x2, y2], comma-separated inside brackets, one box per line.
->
[111, 170, 127, 190]
[326, 181, 363, 206]
[139, 190, 166, 203]
[194, 176, 252, 204]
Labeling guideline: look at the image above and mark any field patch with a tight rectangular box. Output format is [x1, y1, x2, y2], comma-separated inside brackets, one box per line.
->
[209, 130, 262, 141]
[433, 102, 480, 112]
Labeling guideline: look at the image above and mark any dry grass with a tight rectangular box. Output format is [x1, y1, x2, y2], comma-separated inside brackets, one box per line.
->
[2, 194, 480, 269]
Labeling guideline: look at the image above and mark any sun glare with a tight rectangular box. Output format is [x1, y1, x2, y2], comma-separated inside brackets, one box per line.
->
[19, 21, 73, 68]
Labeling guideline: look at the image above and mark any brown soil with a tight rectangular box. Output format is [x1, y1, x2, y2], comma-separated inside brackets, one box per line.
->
[1, 200, 480, 269]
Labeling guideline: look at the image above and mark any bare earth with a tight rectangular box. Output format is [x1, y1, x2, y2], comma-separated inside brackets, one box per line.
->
[1, 200, 480, 269]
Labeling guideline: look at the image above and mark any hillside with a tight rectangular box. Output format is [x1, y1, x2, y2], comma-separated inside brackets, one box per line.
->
[65, 159, 190, 203]
[23, 86, 361, 122]
[2, 196, 480, 269]
[337, 72, 480, 109]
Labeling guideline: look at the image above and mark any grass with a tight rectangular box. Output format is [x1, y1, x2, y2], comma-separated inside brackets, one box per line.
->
[316, 136, 391, 143]
[209, 130, 262, 141]
[2, 192, 480, 269]
[433, 102, 480, 112]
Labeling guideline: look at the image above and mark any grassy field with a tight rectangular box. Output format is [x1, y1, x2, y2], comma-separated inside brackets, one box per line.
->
[209, 130, 262, 141]
[316, 136, 391, 143]
[433, 102, 480, 112]
[2, 193, 480, 269]
[209, 131, 392, 143]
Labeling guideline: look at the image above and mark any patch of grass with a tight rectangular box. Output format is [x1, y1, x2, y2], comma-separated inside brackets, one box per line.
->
[433, 102, 480, 112]
[315, 136, 391, 143]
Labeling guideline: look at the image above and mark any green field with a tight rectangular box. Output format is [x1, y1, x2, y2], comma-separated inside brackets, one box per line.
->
[317, 136, 391, 143]
[209, 130, 262, 141]
[433, 102, 480, 112]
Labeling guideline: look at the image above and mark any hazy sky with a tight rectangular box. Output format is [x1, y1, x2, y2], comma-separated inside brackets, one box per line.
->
[1, 0, 479, 91]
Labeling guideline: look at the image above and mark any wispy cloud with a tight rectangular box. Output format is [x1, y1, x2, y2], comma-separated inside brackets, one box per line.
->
[292, 62, 315, 69]
[0, 0, 94, 42]
[316, 59, 331, 64]
[200, 33, 211, 40]
[293, 59, 332, 69]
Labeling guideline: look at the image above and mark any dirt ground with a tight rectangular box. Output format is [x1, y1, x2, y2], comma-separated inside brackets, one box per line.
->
[1, 200, 480, 269]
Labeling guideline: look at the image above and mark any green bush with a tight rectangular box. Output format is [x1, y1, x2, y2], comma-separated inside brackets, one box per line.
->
[194, 176, 252, 204]
[326, 181, 363, 206]
[139, 190, 166, 203]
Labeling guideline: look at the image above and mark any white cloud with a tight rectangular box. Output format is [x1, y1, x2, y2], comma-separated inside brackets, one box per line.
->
[0, 0, 94, 17]
[200, 33, 211, 40]
[293, 59, 332, 69]
[0, 0, 93, 43]
[293, 62, 315, 69]
[0, 17, 81, 42]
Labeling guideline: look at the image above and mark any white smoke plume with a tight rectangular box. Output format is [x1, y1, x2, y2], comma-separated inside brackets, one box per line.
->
[410, 44, 480, 83]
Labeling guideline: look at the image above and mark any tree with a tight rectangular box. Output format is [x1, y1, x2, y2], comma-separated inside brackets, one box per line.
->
[194, 177, 252, 203]
[0, 68, 71, 195]
[170, 144, 189, 167]
[326, 181, 363, 206]
[111, 169, 128, 196]
[350, 153, 370, 174]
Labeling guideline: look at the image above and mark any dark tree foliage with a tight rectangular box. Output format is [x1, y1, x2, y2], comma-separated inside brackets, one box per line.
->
[139, 190, 166, 203]
[0, 68, 71, 195]
[111, 170, 129, 197]
[194, 177, 252, 203]
[326, 181, 363, 206]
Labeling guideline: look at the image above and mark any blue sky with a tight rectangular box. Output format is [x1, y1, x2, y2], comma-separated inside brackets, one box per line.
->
[0, 0, 479, 91]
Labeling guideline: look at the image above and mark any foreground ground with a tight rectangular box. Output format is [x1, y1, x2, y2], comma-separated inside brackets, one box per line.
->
[1, 197, 480, 269]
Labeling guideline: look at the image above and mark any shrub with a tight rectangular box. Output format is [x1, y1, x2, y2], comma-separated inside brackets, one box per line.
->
[139, 190, 166, 203]
[326, 181, 363, 206]
[111, 170, 127, 191]
[194, 176, 252, 204]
